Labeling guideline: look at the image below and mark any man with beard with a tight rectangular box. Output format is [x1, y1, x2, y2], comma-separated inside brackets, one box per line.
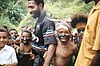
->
[53, 21, 77, 66]
[75, 0, 100, 66]
[28, 0, 57, 66]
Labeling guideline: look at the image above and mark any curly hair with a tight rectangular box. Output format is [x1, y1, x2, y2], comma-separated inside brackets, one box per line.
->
[28, 0, 44, 8]
[71, 14, 88, 28]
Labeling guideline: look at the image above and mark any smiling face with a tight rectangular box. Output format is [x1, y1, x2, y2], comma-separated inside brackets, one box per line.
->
[76, 23, 86, 33]
[0, 32, 8, 48]
[9, 30, 18, 39]
[76, 23, 86, 43]
[21, 31, 31, 44]
[28, 0, 41, 18]
[57, 28, 71, 42]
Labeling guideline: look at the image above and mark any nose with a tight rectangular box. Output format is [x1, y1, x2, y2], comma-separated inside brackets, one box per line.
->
[61, 33, 65, 37]
[0, 38, 4, 42]
[62, 33, 66, 35]
[28, 8, 35, 15]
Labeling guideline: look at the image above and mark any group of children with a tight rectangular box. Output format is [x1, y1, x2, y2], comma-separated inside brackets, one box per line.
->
[0, 14, 88, 66]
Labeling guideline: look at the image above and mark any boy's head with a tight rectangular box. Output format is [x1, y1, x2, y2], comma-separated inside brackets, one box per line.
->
[21, 30, 32, 44]
[56, 21, 71, 42]
[71, 14, 87, 34]
[9, 29, 18, 40]
[0, 28, 9, 48]
[71, 14, 87, 44]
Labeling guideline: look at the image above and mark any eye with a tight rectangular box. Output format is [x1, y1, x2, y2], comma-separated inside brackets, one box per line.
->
[77, 29, 85, 33]
[82, 29, 85, 31]
[14, 32, 17, 34]
[3, 36, 7, 39]
[63, 31, 68, 34]
[59, 31, 63, 34]
[59, 31, 68, 34]
[28, 6, 34, 9]
[10, 33, 13, 34]
[26, 38, 30, 39]
[22, 36, 24, 38]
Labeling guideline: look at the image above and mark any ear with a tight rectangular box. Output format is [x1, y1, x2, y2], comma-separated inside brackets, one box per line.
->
[39, 3, 43, 9]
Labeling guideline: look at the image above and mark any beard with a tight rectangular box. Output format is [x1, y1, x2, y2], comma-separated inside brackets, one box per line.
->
[31, 7, 41, 18]
[83, 0, 93, 4]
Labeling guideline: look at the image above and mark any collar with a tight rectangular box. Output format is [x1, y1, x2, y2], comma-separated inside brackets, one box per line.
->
[0, 45, 8, 53]
[89, 1, 100, 15]
[2, 45, 8, 51]
[94, 1, 100, 9]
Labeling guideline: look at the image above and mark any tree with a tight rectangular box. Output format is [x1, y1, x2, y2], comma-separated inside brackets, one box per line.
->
[0, 0, 26, 26]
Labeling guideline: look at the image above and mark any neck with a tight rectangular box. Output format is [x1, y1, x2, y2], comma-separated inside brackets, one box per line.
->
[38, 10, 44, 18]
[0, 46, 4, 51]
[0, 48, 2, 51]
[24, 42, 31, 46]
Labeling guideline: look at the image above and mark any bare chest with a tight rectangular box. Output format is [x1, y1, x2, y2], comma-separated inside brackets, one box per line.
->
[55, 45, 73, 58]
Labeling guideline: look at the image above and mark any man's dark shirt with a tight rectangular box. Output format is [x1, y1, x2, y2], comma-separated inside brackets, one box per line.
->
[32, 11, 57, 66]
[33, 11, 57, 47]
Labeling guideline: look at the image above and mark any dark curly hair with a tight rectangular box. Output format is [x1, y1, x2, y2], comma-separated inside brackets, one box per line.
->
[71, 14, 88, 28]
[0, 28, 9, 36]
[28, 0, 44, 8]
[21, 30, 32, 38]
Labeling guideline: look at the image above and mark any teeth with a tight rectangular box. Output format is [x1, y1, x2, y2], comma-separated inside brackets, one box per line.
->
[61, 37, 66, 39]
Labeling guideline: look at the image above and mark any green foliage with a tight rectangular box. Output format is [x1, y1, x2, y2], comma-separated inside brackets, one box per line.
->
[0, 15, 16, 29]
[0, 0, 27, 26]
[0, 0, 95, 31]
[80, 2, 95, 13]
[45, 0, 94, 19]
[7, 1, 24, 26]
[17, 13, 35, 32]
[0, 0, 10, 9]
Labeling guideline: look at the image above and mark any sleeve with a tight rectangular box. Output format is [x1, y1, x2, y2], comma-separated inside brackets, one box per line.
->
[11, 48, 18, 64]
[92, 24, 100, 50]
[43, 20, 57, 45]
[92, 11, 100, 51]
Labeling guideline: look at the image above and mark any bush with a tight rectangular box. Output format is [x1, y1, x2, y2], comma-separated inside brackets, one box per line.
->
[0, 15, 16, 29]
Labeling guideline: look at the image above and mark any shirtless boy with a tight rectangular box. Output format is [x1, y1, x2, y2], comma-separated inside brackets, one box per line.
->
[53, 21, 77, 66]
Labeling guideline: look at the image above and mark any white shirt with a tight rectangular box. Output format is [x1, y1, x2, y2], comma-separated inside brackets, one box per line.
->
[0, 45, 18, 65]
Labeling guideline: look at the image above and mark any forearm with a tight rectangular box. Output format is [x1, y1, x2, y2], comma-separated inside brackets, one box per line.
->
[43, 44, 56, 66]
[90, 50, 100, 66]
[3, 63, 17, 66]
